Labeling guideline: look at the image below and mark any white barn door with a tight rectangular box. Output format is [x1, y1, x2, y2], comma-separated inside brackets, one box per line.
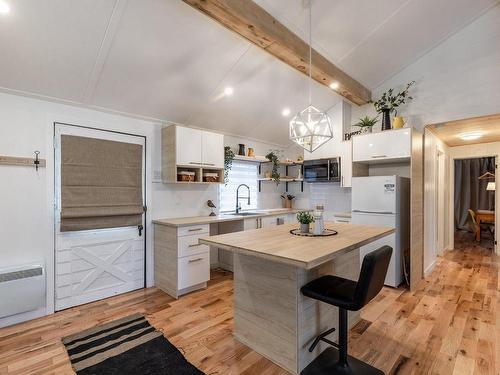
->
[54, 123, 146, 311]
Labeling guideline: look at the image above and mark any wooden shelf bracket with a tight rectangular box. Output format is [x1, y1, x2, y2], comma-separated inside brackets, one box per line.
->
[0, 152, 46, 170]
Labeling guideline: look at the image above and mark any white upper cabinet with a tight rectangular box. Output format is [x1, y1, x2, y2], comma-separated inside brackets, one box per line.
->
[201, 131, 224, 168]
[352, 128, 411, 163]
[340, 141, 352, 187]
[173, 126, 224, 168]
[176, 126, 202, 166]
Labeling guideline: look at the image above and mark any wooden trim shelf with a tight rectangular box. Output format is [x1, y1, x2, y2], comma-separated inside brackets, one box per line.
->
[0, 155, 46, 168]
[258, 177, 303, 182]
[233, 155, 303, 166]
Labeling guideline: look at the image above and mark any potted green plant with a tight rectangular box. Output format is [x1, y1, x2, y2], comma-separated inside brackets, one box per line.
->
[224, 146, 235, 185]
[353, 116, 378, 134]
[297, 211, 314, 234]
[265, 151, 280, 184]
[373, 81, 415, 131]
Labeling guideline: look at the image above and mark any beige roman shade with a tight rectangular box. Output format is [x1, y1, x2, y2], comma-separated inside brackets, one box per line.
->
[60, 135, 144, 232]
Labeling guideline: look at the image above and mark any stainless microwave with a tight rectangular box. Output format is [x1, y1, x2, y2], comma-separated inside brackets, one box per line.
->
[303, 158, 341, 183]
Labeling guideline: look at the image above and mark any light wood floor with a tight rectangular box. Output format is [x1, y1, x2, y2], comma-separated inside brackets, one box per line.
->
[0, 237, 498, 374]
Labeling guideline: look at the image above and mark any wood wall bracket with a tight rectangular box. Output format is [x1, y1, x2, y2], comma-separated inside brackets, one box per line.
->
[0, 154, 46, 169]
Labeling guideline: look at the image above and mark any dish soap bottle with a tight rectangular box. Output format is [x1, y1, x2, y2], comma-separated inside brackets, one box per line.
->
[313, 205, 324, 235]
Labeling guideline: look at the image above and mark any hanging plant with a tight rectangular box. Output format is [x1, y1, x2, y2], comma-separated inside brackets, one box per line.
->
[224, 146, 235, 185]
[265, 151, 280, 185]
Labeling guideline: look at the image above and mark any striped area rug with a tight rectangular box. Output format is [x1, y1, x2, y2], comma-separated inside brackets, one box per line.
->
[62, 314, 204, 375]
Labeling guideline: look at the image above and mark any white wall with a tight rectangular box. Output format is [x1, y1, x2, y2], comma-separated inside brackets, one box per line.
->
[423, 130, 450, 274]
[0, 92, 158, 327]
[367, 3, 500, 132]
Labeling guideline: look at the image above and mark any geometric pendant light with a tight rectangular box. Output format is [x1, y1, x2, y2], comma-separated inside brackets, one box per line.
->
[289, 105, 333, 152]
[289, 0, 333, 153]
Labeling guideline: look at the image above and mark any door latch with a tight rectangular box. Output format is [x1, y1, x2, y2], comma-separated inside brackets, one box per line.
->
[138, 225, 144, 236]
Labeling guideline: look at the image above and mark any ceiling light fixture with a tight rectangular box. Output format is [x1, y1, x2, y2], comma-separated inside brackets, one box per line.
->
[224, 87, 234, 96]
[289, 1, 332, 153]
[459, 132, 482, 141]
[0, 1, 10, 14]
[329, 82, 339, 90]
[282, 108, 291, 117]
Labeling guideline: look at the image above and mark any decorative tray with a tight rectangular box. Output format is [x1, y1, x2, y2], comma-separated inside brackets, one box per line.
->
[289, 228, 338, 237]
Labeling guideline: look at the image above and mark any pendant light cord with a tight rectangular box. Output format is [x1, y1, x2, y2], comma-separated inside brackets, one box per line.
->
[308, 0, 312, 106]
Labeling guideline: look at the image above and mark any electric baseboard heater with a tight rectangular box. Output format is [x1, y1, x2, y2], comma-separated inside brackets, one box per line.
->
[0, 264, 45, 318]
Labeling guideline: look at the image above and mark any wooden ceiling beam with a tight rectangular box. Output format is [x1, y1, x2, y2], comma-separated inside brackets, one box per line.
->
[182, 0, 372, 105]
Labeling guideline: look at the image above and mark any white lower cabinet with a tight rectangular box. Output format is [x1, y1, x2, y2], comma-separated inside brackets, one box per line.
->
[178, 252, 210, 290]
[244, 218, 259, 230]
[154, 223, 210, 299]
[177, 233, 209, 258]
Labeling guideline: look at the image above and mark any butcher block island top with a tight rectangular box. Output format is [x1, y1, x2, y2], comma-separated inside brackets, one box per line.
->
[199, 221, 395, 270]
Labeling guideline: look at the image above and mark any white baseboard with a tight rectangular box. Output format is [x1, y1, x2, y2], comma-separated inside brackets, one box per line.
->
[0, 307, 48, 328]
[424, 260, 436, 276]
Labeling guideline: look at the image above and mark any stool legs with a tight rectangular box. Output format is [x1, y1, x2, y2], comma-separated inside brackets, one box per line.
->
[338, 308, 348, 368]
[301, 308, 385, 375]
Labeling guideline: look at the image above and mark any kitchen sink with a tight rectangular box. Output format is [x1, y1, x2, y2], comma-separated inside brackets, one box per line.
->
[225, 212, 261, 217]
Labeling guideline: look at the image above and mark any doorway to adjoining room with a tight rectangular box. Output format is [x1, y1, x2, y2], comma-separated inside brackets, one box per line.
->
[454, 157, 496, 251]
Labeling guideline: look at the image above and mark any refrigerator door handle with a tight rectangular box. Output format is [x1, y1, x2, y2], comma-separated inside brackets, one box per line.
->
[352, 210, 396, 215]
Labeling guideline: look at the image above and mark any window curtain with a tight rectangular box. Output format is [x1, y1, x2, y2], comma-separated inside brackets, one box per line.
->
[454, 157, 495, 230]
[60, 135, 144, 232]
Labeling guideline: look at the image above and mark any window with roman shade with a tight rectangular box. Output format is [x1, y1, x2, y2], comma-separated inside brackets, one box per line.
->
[60, 135, 144, 232]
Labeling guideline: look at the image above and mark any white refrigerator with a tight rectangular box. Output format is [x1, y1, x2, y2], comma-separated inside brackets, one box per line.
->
[351, 176, 410, 287]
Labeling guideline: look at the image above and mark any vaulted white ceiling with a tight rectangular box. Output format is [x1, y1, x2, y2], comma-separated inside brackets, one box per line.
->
[0, 0, 497, 144]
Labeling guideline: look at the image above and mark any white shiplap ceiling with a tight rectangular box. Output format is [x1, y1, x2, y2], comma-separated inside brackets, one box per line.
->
[0, 0, 497, 144]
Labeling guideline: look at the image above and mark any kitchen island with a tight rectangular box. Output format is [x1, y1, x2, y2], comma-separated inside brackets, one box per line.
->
[199, 222, 394, 374]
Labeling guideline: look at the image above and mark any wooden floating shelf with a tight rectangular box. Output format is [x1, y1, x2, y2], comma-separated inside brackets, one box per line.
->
[0, 155, 46, 168]
[233, 155, 303, 166]
[168, 181, 224, 185]
[258, 178, 303, 182]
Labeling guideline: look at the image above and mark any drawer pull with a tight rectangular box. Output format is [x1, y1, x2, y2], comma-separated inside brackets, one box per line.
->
[371, 155, 387, 158]
[188, 257, 204, 263]
[189, 162, 201, 165]
[201, 162, 215, 166]
[188, 228, 203, 232]
[188, 243, 202, 248]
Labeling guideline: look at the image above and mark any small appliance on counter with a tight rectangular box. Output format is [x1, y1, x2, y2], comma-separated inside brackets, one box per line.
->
[313, 205, 325, 235]
[351, 175, 410, 287]
[303, 158, 340, 183]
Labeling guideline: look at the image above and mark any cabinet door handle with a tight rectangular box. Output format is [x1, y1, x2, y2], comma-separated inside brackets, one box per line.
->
[201, 162, 215, 166]
[188, 257, 204, 263]
[371, 155, 387, 158]
[189, 162, 201, 165]
[188, 243, 202, 248]
[188, 228, 203, 232]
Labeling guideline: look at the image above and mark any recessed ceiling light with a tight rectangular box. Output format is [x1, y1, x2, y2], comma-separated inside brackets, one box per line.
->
[0, 1, 10, 14]
[459, 132, 483, 141]
[329, 82, 339, 90]
[224, 87, 234, 96]
[282, 108, 291, 117]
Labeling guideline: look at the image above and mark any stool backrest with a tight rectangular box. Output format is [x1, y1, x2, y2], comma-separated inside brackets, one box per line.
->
[353, 246, 393, 310]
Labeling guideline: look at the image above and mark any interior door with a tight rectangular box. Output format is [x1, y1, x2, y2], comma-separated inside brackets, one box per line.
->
[54, 123, 146, 311]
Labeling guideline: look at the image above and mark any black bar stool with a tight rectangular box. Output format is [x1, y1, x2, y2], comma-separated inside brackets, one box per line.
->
[300, 245, 393, 375]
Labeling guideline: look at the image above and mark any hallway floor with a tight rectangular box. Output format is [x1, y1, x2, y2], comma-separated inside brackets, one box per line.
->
[0, 239, 498, 374]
